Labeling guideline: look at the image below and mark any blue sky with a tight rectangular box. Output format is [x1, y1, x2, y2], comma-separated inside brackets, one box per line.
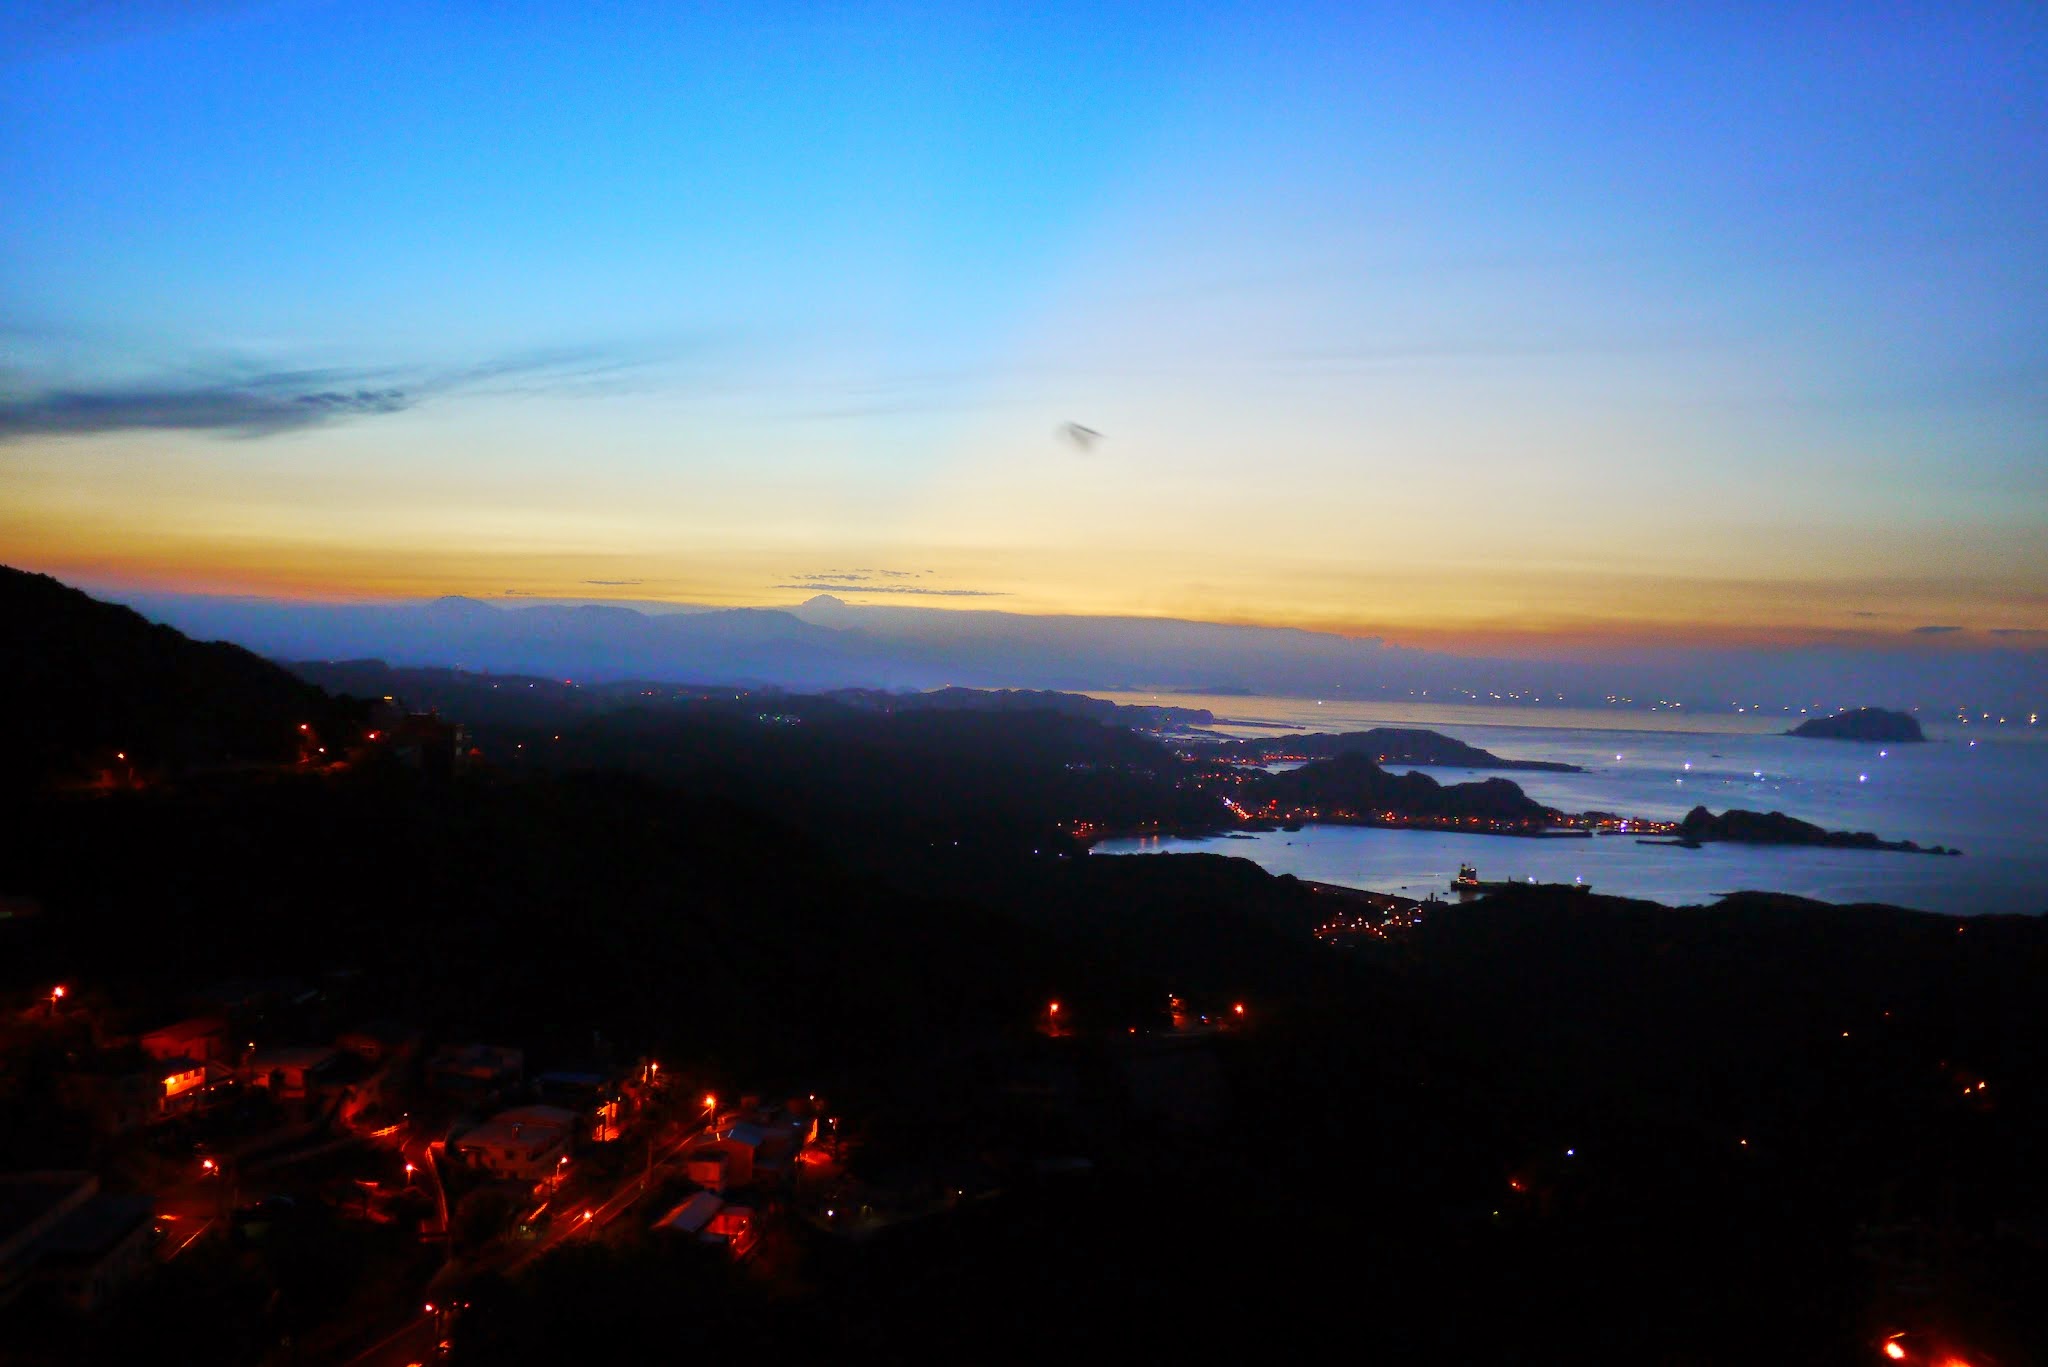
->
[3, 2, 2044, 648]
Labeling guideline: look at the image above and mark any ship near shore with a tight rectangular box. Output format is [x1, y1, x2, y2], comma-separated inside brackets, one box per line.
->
[1452, 863, 1590, 897]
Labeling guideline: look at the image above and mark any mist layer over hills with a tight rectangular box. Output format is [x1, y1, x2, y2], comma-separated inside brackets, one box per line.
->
[90, 585, 2048, 711]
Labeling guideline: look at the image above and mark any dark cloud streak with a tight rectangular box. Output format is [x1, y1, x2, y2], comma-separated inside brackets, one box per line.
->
[0, 344, 663, 441]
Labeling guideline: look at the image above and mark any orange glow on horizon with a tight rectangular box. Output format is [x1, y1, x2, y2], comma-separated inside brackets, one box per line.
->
[8, 507, 2042, 655]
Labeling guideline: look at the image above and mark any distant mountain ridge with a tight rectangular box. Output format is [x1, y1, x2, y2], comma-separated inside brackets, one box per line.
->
[104, 586, 1456, 694]
[56, 578, 2048, 710]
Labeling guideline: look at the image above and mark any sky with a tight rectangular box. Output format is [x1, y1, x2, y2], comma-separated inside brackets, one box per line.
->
[3, 1, 2045, 656]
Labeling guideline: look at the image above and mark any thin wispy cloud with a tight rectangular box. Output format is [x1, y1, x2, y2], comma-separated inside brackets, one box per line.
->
[0, 344, 665, 441]
[1910, 624, 1964, 635]
[791, 568, 933, 583]
[778, 581, 1006, 597]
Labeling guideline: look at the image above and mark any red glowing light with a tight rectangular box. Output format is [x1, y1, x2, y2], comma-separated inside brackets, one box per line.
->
[1048, 1001, 1060, 1015]
[1882, 1343, 1906, 1361]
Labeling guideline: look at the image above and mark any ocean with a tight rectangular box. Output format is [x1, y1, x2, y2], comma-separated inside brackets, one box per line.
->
[1086, 692, 2048, 917]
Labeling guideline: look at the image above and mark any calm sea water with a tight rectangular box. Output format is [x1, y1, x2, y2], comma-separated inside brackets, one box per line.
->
[1089, 693, 2048, 917]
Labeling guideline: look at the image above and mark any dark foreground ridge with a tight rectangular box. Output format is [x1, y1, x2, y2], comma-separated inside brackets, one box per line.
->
[1789, 707, 1926, 743]
[0, 566, 359, 788]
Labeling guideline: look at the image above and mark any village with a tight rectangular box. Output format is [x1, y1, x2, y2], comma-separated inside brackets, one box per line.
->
[0, 970, 856, 1361]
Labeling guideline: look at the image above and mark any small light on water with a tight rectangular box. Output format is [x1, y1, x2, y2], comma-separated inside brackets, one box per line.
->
[1858, 774, 1867, 782]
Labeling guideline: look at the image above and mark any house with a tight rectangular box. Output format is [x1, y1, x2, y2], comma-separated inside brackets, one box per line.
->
[62, 1054, 226, 1132]
[654, 1190, 724, 1236]
[139, 1015, 228, 1064]
[427, 1043, 523, 1103]
[0, 1173, 155, 1311]
[156, 1056, 214, 1114]
[336, 1020, 418, 1064]
[702, 1204, 757, 1258]
[684, 1148, 737, 1192]
[389, 711, 470, 779]
[247, 1046, 343, 1099]
[651, 1193, 755, 1258]
[536, 1071, 624, 1142]
[450, 1105, 579, 1180]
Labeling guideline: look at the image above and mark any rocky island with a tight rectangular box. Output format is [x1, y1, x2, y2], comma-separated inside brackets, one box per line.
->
[1787, 707, 1925, 743]
[1253, 752, 1553, 825]
[1667, 805, 1958, 855]
[1201, 727, 1582, 772]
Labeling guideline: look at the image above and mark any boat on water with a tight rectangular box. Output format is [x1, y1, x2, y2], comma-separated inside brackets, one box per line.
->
[1452, 864, 1590, 896]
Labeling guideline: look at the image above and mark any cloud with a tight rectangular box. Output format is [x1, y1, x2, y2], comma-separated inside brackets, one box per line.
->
[502, 590, 538, 596]
[792, 567, 930, 582]
[582, 578, 644, 586]
[0, 377, 410, 438]
[777, 581, 1007, 597]
[0, 343, 663, 440]
[1910, 625, 1964, 635]
[1989, 627, 2046, 637]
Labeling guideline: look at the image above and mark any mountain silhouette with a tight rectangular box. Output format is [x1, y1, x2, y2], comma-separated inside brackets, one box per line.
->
[0, 565, 349, 785]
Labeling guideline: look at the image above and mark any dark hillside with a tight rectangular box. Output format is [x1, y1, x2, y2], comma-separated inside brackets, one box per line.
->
[0, 566, 355, 785]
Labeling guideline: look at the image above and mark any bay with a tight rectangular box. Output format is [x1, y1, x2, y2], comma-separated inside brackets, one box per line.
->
[1087, 692, 2047, 916]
